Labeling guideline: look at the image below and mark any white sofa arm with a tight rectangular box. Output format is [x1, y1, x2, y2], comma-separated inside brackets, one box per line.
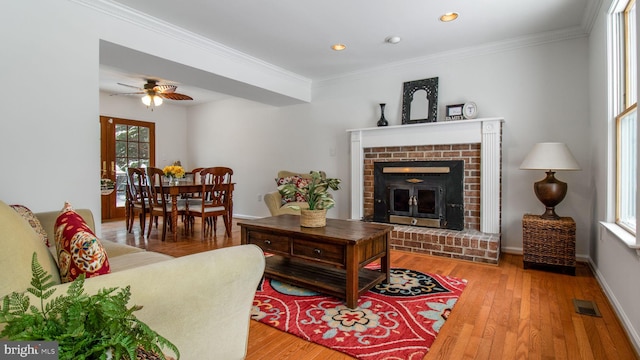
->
[49, 245, 265, 360]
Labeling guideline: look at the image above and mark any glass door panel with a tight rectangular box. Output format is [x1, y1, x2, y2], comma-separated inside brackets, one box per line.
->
[390, 186, 412, 216]
[101, 117, 155, 221]
[416, 189, 436, 215]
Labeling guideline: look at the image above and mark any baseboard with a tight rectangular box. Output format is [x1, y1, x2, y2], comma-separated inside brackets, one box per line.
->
[501, 246, 590, 263]
[587, 258, 640, 357]
[233, 213, 263, 220]
[500, 246, 523, 255]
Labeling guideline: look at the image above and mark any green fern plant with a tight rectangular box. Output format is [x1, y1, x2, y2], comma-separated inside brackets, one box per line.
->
[0, 253, 179, 360]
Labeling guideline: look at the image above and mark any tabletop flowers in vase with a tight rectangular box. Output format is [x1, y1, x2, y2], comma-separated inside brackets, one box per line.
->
[163, 165, 185, 185]
[278, 171, 341, 227]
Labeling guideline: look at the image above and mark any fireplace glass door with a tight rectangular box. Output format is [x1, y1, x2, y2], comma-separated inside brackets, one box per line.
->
[389, 184, 443, 220]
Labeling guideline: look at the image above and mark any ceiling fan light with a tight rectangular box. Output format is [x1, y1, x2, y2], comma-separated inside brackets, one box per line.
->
[141, 94, 163, 107]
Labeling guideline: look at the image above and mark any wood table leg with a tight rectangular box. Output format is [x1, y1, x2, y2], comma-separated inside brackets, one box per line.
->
[171, 194, 178, 242]
[381, 233, 391, 282]
[345, 246, 358, 309]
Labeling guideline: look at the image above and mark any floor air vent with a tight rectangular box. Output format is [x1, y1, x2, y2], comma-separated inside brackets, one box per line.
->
[573, 299, 602, 317]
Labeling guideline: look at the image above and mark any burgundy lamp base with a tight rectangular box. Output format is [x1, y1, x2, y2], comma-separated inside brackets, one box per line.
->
[533, 171, 567, 220]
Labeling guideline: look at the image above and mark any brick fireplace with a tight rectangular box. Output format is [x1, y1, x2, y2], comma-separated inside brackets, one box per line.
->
[347, 118, 504, 264]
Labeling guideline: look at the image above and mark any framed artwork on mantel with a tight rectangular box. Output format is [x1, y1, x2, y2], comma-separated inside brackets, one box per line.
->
[401, 77, 438, 124]
[445, 104, 464, 121]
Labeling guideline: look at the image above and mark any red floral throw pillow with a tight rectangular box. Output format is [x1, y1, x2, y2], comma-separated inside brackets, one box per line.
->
[293, 176, 309, 202]
[10, 204, 50, 247]
[54, 202, 110, 283]
[276, 176, 297, 205]
[276, 176, 309, 205]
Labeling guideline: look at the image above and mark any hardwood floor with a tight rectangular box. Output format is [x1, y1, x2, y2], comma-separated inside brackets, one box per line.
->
[102, 218, 639, 360]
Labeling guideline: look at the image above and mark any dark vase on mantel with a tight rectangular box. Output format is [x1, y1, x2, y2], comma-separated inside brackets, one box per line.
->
[377, 103, 388, 126]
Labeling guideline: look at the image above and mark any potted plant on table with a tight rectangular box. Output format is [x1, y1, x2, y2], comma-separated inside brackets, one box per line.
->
[278, 171, 341, 227]
[0, 253, 179, 360]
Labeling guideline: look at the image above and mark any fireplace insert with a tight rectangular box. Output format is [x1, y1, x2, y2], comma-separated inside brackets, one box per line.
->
[373, 161, 464, 230]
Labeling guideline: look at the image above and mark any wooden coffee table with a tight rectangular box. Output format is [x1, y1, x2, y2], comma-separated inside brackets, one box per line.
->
[239, 215, 393, 308]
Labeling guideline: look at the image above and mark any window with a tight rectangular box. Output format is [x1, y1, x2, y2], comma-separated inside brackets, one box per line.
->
[611, 0, 637, 235]
[616, 104, 636, 233]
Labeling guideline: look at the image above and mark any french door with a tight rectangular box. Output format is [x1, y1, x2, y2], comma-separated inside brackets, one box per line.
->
[100, 116, 155, 221]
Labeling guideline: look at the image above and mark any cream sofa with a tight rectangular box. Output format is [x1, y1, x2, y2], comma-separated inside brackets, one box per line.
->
[263, 170, 314, 216]
[0, 200, 265, 360]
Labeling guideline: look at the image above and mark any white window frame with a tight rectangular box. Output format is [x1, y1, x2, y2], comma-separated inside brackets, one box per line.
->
[607, 0, 638, 247]
[616, 104, 636, 234]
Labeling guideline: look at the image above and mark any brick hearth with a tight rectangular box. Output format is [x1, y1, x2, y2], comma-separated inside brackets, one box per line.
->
[390, 226, 500, 264]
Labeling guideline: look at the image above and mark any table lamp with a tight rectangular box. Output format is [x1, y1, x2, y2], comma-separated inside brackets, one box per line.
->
[520, 142, 581, 220]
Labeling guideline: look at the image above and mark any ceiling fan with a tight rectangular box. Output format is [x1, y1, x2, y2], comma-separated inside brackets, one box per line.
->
[113, 79, 193, 109]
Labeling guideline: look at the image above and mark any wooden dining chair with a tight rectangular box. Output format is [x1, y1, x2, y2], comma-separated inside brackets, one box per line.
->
[187, 167, 233, 239]
[191, 167, 205, 184]
[185, 167, 205, 201]
[146, 167, 187, 241]
[126, 167, 148, 234]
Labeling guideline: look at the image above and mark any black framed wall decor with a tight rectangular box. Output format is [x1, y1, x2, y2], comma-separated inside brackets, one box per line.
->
[401, 77, 439, 124]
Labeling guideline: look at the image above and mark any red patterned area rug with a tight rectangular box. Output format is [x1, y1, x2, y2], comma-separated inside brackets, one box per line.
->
[251, 267, 467, 360]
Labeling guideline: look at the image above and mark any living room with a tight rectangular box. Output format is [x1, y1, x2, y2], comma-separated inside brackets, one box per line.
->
[2, 0, 639, 357]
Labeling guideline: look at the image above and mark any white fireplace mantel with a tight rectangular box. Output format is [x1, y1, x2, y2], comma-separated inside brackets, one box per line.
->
[347, 117, 504, 234]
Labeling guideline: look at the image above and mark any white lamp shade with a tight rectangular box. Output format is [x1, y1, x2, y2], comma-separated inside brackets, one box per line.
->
[520, 142, 581, 171]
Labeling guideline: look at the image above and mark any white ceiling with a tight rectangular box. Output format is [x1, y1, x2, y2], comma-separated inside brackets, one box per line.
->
[99, 0, 598, 106]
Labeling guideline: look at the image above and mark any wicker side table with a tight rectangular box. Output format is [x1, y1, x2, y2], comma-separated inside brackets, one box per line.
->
[522, 214, 576, 275]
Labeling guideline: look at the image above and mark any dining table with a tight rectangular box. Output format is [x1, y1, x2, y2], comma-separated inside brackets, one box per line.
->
[156, 180, 235, 242]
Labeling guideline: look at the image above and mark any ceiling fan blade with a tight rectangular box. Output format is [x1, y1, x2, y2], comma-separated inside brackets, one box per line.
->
[110, 92, 145, 96]
[153, 84, 177, 93]
[159, 92, 193, 101]
[117, 82, 144, 91]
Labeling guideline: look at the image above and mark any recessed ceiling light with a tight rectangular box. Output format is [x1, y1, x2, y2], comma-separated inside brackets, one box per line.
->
[331, 43, 346, 51]
[440, 12, 459, 22]
[385, 36, 401, 44]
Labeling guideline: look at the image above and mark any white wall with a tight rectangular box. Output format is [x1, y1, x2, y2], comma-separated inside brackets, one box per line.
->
[588, 0, 640, 352]
[187, 37, 593, 261]
[0, 1, 100, 213]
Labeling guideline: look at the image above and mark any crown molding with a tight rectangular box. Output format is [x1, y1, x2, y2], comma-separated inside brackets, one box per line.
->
[74, 0, 595, 88]
[582, 0, 604, 34]
[71, 0, 310, 84]
[316, 26, 589, 85]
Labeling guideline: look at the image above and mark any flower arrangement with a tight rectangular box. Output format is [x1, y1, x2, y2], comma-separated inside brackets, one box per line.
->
[278, 171, 341, 210]
[163, 165, 185, 179]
